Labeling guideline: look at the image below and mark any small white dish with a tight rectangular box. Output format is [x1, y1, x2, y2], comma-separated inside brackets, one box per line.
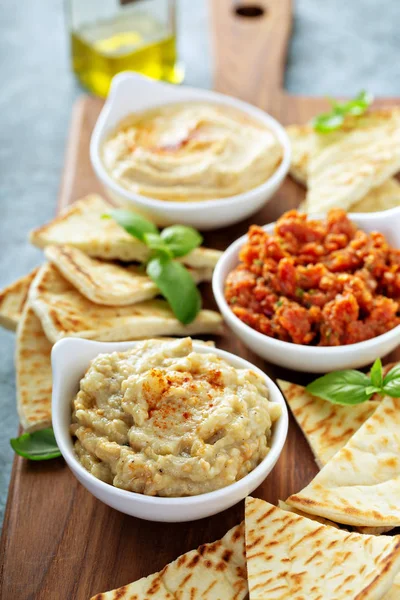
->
[52, 338, 288, 522]
[213, 208, 400, 373]
[90, 72, 291, 230]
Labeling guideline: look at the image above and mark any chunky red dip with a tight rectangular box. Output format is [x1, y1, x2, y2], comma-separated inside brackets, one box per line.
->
[224, 210, 400, 346]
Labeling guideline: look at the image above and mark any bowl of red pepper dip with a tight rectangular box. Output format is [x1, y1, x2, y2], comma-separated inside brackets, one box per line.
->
[213, 208, 400, 372]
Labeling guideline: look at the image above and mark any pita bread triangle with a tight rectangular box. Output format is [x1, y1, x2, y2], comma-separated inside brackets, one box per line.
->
[44, 244, 212, 306]
[90, 522, 247, 600]
[29, 194, 222, 269]
[16, 303, 52, 432]
[287, 121, 400, 213]
[29, 263, 223, 343]
[286, 123, 346, 185]
[384, 574, 400, 600]
[245, 496, 400, 600]
[278, 499, 340, 528]
[305, 108, 400, 213]
[287, 395, 400, 527]
[0, 268, 39, 331]
[277, 379, 379, 468]
[349, 177, 400, 213]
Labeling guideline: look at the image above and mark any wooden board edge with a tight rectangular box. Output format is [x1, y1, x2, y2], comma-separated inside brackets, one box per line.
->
[57, 95, 91, 214]
[0, 457, 20, 586]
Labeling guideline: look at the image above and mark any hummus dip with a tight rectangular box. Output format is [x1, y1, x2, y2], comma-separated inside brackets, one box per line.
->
[71, 338, 280, 496]
[101, 102, 283, 202]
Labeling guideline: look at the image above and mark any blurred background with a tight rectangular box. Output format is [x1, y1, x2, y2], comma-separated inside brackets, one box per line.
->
[0, 0, 399, 527]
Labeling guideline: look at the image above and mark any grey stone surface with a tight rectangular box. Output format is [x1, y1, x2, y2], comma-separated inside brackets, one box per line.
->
[286, 0, 400, 96]
[0, 0, 399, 528]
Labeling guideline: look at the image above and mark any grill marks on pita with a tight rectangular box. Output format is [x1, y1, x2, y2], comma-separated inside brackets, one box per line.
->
[29, 194, 222, 269]
[44, 244, 213, 307]
[29, 263, 223, 343]
[16, 303, 52, 432]
[277, 379, 379, 468]
[90, 523, 248, 600]
[0, 268, 39, 331]
[245, 496, 400, 600]
[287, 396, 400, 528]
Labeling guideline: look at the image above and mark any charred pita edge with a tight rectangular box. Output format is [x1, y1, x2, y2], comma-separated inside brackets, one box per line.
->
[89, 522, 247, 600]
[0, 268, 39, 331]
[286, 396, 400, 527]
[16, 303, 52, 432]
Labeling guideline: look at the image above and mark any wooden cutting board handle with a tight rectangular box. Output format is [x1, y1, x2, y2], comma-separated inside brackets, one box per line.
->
[210, 0, 292, 114]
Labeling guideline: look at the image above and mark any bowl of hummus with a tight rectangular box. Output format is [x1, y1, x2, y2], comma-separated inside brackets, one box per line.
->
[90, 73, 291, 230]
[52, 337, 288, 522]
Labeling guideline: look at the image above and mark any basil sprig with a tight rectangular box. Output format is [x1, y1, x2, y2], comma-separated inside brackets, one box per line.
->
[312, 90, 373, 133]
[106, 211, 203, 324]
[306, 358, 400, 405]
[10, 428, 61, 461]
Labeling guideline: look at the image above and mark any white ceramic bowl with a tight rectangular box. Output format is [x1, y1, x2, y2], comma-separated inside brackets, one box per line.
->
[52, 338, 288, 522]
[213, 208, 400, 373]
[90, 72, 291, 230]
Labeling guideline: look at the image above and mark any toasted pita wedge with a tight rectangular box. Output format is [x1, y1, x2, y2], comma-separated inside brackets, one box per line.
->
[300, 178, 400, 214]
[286, 124, 345, 185]
[384, 574, 400, 600]
[90, 522, 247, 600]
[287, 123, 400, 212]
[29, 195, 222, 269]
[245, 496, 400, 600]
[0, 268, 39, 331]
[44, 245, 213, 306]
[278, 380, 391, 535]
[350, 177, 400, 212]
[16, 303, 52, 432]
[287, 396, 400, 527]
[29, 264, 223, 343]
[306, 108, 400, 213]
[278, 500, 340, 528]
[279, 499, 389, 537]
[277, 380, 379, 468]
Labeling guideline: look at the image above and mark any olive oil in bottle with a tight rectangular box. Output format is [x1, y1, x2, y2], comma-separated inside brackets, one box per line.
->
[67, 0, 184, 98]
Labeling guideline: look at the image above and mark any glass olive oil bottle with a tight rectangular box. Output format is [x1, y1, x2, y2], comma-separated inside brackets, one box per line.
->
[66, 0, 184, 98]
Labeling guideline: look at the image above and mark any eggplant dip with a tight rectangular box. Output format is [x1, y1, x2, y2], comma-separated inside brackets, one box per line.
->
[71, 337, 280, 496]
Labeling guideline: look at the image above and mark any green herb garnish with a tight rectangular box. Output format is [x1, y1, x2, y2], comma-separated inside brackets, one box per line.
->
[106, 211, 203, 324]
[10, 428, 61, 461]
[306, 358, 400, 405]
[312, 91, 373, 133]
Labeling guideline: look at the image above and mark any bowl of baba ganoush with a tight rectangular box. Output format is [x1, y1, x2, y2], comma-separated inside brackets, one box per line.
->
[90, 72, 291, 230]
[51, 337, 288, 522]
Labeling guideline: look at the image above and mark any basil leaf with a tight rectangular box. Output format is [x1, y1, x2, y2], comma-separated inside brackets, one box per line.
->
[306, 370, 372, 405]
[143, 233, 173, 258]
[370, 357, 383, 388]
[313, 113, 344, 133]
[160, 225, 203, 258]
[382, 364, 400, 398]
[312, 90, 373, 133]
[365, 386, 382, 395]
[10, 428, 61, 461]
[107, 210, 159, 242]
[343, 90, 373, 115]
[147, 257, 201, 324]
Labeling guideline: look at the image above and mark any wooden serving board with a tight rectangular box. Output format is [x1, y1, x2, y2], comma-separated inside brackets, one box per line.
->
[1, 1, 399, 598]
